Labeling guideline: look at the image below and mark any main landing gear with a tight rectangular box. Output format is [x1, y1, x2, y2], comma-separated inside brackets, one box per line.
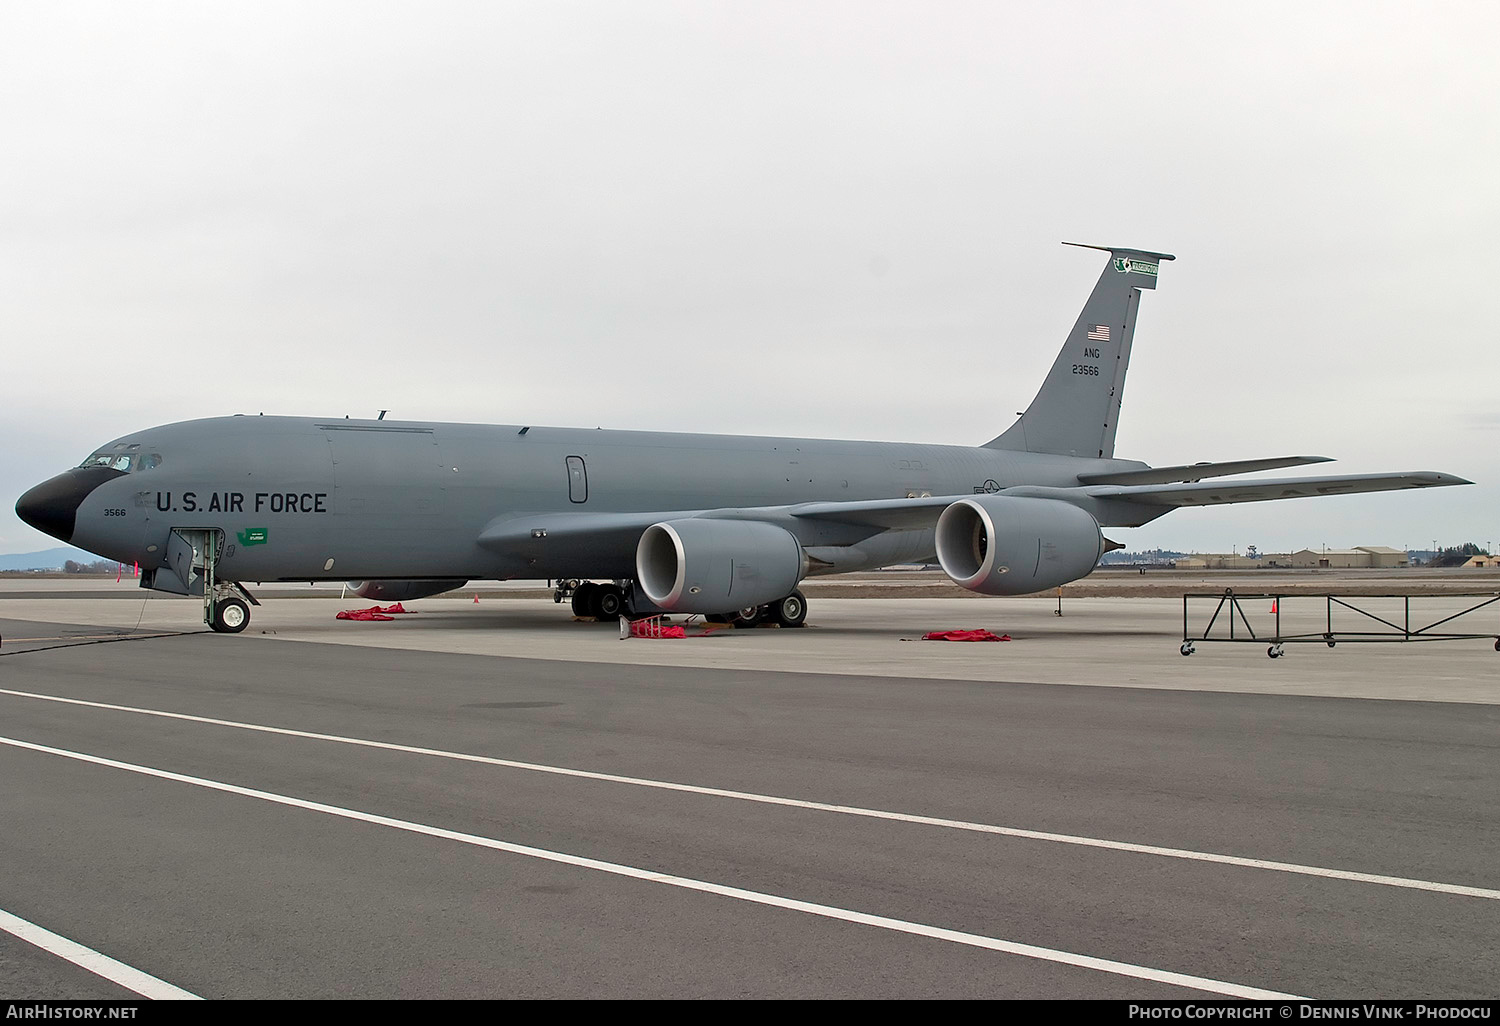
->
[705, 591, 808, 629]
[557, 580, 810, 628]
[561, 580, 629, 622]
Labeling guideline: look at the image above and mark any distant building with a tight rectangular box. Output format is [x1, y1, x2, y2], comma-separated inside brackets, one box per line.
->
[1290, 546, 1409, 569]
[1172, 553, 1293, 570]
[1460, 555, 1499, 568]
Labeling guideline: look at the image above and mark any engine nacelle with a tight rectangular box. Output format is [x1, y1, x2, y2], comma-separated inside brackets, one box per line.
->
[935, 496, 1103, 595]
[347, 579, 468, 602]
[636, 519, 805, 613]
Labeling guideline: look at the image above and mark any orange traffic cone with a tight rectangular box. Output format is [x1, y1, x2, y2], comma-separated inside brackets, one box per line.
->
[1270, 599, 1278, 614]
[473, 594, 480, 603]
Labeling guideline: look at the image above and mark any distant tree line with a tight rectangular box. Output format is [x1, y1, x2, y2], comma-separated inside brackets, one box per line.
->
[62, 559, 118, 574]
[1100, 549, 1186, 564]
[1425, 543, 1491, 568]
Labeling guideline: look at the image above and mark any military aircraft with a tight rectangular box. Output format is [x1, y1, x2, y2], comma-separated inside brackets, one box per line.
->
[14, 243, 1470, 634]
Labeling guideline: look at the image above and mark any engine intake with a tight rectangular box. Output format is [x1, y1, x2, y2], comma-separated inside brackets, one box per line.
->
[935, 496, 1103, 595]
[637, 519, 805, 613]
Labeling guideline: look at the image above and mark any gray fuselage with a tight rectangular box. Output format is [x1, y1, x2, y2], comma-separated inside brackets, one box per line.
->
[64, 415, 1143, 583]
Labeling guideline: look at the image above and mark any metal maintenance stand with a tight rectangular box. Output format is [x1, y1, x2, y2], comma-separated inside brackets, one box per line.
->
[1181, 589, 1500, 659]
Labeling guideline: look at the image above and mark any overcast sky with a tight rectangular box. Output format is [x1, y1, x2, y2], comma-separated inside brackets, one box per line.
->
[4, 1, 1497, 556]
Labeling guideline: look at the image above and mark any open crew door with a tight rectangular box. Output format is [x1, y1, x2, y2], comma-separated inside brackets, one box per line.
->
[158, 528, 220, 596]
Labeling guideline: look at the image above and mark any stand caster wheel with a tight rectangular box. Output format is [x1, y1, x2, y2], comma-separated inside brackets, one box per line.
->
[1180, 642, 1195, 656]
[1267, 644, 1284, 659]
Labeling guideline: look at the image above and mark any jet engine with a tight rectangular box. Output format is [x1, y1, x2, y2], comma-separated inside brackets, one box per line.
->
[636, 519, 805, 613]
[347, 579, 469, 602]
[934, 496, 1103, 595]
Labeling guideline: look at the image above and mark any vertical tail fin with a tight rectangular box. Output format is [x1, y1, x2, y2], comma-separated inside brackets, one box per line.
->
[985, 243, 1173, 459]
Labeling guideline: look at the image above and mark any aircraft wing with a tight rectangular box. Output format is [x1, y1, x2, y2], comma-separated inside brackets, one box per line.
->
[477, 498, 956, 554]
[1076, 456, 1333, 485]
[744, 470, 1473, 530]
[479, 509, 708, 549]
[1081, 471, 1472, 507]
[478, 471, 1471, 556]
[782, 496, 961, 529]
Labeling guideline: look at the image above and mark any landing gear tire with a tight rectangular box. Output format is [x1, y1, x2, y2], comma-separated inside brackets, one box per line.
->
[571, 582, 597, 618]
[1180, 642, 1195, 656]
[1267, 644, 1285, 659]
[211, 598, 250, 634]
[593, 584, 625, 621]
[621, 591, 643, 621]
[733, 605, 764, 629]
[771, 591, 807, 628]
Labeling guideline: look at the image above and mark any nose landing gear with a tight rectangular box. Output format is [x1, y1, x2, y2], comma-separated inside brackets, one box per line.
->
[207, 579, 259, 633]
[150, 527, 259, 633]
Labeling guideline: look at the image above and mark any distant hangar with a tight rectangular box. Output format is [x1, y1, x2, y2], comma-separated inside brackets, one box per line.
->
[1175, 547, 1410, 570]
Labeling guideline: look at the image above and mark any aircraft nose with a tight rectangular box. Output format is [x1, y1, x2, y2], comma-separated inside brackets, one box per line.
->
[15, 467, 126, 544]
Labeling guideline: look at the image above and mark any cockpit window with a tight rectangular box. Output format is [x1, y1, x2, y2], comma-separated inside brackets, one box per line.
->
[77, 450, 162, 473]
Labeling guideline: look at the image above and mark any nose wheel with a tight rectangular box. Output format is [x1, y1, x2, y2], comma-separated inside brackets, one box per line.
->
[206, 576, 258, 634]
[210, 596, 250, 633]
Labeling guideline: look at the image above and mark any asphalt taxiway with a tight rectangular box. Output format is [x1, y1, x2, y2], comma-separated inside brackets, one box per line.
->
[1, 580, 1498, 999]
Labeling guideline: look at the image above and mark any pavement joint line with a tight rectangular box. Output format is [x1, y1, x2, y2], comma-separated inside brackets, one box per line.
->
[4, 685, 1498, 904]
[0, 633, 191, 657]
[0, 733, 1304, 1000]
[3, 634, 180, 643]
[0, 908, 201, 1000]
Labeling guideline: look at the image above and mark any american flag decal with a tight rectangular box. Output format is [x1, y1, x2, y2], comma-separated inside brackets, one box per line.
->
[1086, 324, 1110, 341]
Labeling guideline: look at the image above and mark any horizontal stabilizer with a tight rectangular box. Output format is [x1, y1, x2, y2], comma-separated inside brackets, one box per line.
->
[1087, 472, 1472, 508]
[1078, 456, 1334, 486]
[1061, 242, 1177, 263]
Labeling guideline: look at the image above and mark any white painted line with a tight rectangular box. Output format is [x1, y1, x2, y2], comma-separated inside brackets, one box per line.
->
[2, 685, 1496, 904]
[0, 733, 1302, 999]
[0, 908, 200, 1000]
